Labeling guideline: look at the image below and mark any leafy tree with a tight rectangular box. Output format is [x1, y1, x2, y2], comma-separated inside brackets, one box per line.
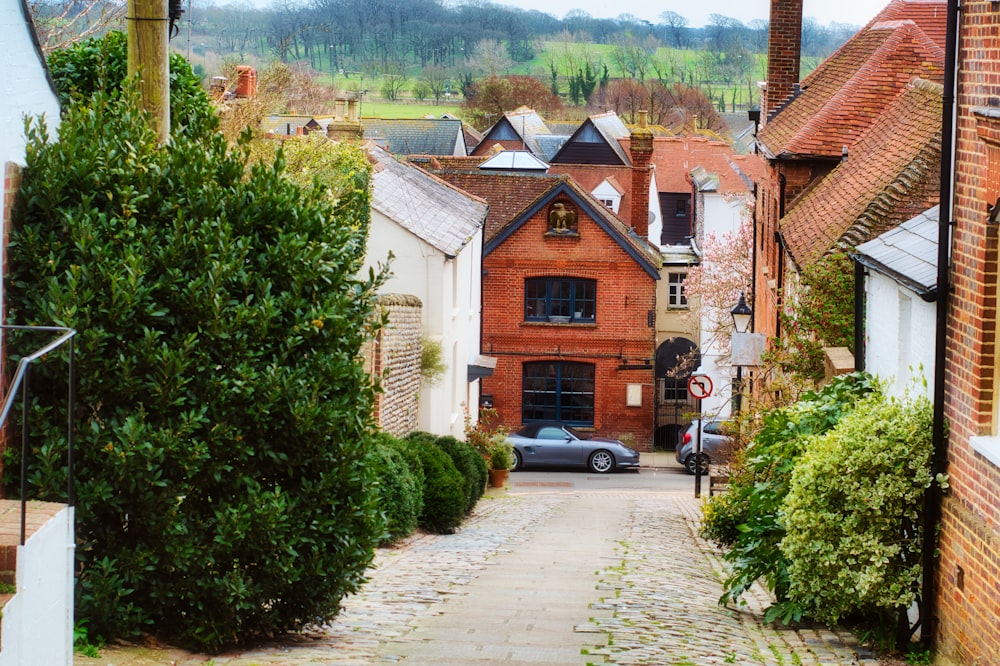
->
[461, 75, 562, 129]
[9, 44, 385, 651]
[46, 31, 216, 140]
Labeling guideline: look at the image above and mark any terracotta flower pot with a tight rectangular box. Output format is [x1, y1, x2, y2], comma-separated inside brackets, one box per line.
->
[488, 468, 509, 488]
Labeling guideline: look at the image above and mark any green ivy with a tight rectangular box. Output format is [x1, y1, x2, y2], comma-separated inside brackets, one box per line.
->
[766, 251, 855, 381]
[8, 75, 383, 650]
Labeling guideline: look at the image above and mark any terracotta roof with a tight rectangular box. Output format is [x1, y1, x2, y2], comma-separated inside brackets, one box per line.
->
[369, 144, 488, 257]
[780, 79, 942, 270]
[857, 0, 948, 51]
[632, 136, 760, 194]
[427, 169, 561, 240]
[758, 3, 945, 160]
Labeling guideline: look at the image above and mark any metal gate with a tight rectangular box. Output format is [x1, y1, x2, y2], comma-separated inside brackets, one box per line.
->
[653, 377, 699, 451]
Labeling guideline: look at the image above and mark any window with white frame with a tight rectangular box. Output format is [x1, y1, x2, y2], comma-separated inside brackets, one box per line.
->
[667, 273, 688, 309]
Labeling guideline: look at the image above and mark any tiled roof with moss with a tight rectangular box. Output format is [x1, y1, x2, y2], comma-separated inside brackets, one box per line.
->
[780, 79, 942, 271]
[758, 2, 945, 160]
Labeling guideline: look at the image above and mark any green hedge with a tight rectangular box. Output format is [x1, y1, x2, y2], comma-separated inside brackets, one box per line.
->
[433, 435, 488, 513]
[370, 435, 423, 545]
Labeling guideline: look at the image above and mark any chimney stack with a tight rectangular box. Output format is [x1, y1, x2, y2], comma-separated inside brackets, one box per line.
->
[764, 0, 803, 121]
[629, 110, 654, 239]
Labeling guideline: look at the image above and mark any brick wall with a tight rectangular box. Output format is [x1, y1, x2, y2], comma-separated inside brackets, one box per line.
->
[764, 0, 803, 120]
[480, 204, 657, 450]
[937, 1, 1000, 662]
[365, 294, 422, 437]
[0, 162, 20, 480]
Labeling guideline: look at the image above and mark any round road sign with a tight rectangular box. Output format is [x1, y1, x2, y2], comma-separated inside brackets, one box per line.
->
[687, 374, 713, 400]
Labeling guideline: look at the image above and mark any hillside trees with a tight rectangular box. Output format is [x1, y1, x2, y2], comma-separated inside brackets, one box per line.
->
[462, 74, 562, 128]
[10, 34, 385, 650]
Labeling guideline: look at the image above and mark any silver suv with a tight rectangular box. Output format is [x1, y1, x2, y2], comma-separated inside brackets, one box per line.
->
[675, 418, 733, 475]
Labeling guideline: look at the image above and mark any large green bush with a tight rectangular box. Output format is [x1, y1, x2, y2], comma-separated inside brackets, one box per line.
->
[781, 392, 937, 624]
[400, 437, 467, 534]
[702, 373, 877, 617]
[370, 435, 422, 545]
[46, 31, 217, 140]
[8, 74, 384, 649]
[433, 435, 488, 513]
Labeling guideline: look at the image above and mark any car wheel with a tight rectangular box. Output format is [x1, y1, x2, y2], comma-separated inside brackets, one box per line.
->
[685, 452, 709, 476]
[511, 449, 522, 472]
[589, 449, 615, 473]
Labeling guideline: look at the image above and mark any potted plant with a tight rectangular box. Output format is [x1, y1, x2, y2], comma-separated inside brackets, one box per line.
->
[487, 439, 514, 488]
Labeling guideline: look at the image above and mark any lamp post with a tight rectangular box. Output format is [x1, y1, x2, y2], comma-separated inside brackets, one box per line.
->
[730, 292, 753, 414]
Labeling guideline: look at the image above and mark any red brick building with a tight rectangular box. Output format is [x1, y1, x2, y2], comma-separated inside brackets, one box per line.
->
[935, 0, 1000, 661]
[428, 165, 660, 449]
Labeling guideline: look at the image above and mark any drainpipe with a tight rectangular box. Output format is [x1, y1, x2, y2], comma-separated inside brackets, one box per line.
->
[854, 259, 865, 372]
[924, 0, 959, 650]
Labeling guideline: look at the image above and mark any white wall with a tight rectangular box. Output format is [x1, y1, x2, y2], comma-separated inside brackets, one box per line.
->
[696, 193, 751, 418]
[364, 212, 484, 438]
[0, 1, 61, 318]
[0, 505, 74, 666]
[864, 273, 935, 399]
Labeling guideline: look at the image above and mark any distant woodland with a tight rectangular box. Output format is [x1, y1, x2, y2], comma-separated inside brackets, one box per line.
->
[28, 0, 861, 124]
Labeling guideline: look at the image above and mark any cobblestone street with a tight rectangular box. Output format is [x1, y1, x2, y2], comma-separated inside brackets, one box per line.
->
[80, 486, 878, 665]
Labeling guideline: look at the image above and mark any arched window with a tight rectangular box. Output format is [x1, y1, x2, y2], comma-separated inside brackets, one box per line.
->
[522, 361, 595, 426]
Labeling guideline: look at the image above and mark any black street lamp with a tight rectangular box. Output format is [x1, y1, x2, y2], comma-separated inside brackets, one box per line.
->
[731, 292, 753, 413]
[731, 291, 753, 334]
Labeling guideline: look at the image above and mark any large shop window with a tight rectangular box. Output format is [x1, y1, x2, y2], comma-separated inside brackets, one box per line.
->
[522, 361, 595, 426]
[524, 277, 596, 322]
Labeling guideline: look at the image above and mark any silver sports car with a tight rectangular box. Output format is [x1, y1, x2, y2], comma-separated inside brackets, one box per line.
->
[506, 422, 640, 473]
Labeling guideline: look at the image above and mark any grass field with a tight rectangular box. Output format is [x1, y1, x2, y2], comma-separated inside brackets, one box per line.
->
[360, 101, 463, 119]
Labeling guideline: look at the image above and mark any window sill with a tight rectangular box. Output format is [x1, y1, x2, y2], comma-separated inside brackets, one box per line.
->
[970, 435, 1000, 469]
[524, 320, 597, 326]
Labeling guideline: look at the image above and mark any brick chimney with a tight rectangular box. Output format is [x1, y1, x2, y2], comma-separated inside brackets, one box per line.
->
[764, 0, 803, 121]
[629, 110, 654, 239]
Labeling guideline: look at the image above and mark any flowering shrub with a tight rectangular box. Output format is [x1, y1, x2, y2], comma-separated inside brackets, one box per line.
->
[781, 391, 939, 624]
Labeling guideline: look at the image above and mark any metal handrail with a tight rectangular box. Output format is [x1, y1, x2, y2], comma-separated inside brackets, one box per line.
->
[0, 326, 76, 545]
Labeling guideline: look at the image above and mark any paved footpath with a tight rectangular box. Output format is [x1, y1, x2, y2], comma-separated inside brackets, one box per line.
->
[79, 490, 878, 666]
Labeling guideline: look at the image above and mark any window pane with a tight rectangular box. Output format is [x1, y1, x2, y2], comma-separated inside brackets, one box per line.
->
[550, 280, 572, 317]
[525, 279, 547, 319]
[523, 361, 594, 425]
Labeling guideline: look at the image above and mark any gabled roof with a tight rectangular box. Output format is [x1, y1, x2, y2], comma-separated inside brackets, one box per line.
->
[550, 112, 631, 166]
[369, 144, 488, 257]
[262, 115, 326, 135]
[424, 167, 659, 278]
[473, 107, 546, 155]
[484, 177, 661, 279]
[780, 79, 942, 270]
[854, 206, 938, 301]
[758, 1, 945, 160]
[364, 118, 465, 156]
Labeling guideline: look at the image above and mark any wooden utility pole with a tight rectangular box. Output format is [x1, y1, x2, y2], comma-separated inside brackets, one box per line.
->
[127, 0, 170, 143]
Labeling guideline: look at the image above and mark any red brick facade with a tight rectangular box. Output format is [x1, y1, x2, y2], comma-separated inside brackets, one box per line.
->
[479, 186, 658, 450]
[936, 1, 1000, 662]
